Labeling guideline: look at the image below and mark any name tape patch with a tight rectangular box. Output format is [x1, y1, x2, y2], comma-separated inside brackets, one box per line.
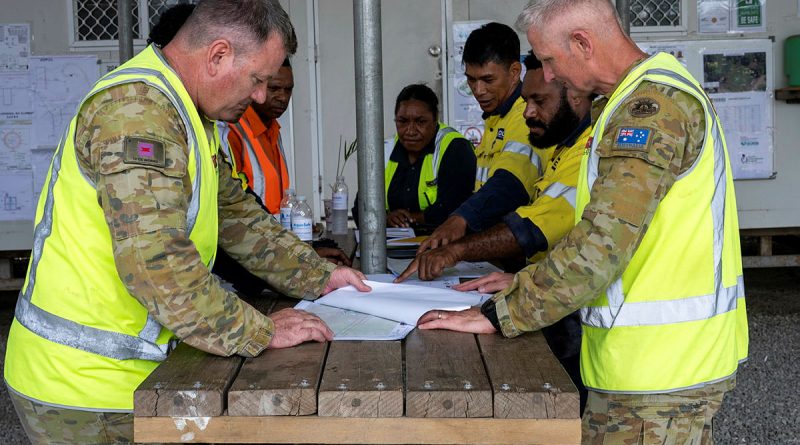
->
[614, 127, 651, 150]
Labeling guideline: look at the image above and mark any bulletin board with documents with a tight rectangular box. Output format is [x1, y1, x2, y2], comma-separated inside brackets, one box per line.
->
[0, 23, 100, 250]
[637, 38, 774, 180]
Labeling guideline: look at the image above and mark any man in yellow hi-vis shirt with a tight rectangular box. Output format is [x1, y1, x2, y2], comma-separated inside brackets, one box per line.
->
[397, 51, 593, 412]
[418, 22, 545, 251]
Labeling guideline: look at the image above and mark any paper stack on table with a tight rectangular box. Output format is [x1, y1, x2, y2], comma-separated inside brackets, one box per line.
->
[296, 278, 493, 341]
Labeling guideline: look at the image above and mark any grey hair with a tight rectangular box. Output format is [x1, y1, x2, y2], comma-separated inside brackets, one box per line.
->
[182, 0, 297, 55]
[515, 0, 621, 34]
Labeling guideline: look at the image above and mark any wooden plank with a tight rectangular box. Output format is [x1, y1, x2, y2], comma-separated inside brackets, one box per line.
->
[227, 340, 328, 416]
[740, 227, 800, 237]
[743, 254, 800, 268]
[478, 333, 579, 419]
[135, 416, 581, 444]
[318, 341, 403, 417]
[405, 329, 492, 418]
[134, 343, 243, 417]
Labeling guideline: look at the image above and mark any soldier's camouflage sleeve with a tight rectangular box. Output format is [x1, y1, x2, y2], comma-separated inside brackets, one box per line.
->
[75, 82, 274, 357]
[216, 154, 335, 299]
[490, 81, 707, 337]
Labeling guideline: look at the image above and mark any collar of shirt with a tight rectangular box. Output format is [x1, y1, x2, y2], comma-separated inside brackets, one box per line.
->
[559, 114, 592, 148]
[389, 137, 436, 166]
[591, 96, 610, 124]
[602, 54, 651, 104]
[481, 82, 523, 120]
[241, 106, 280, 139]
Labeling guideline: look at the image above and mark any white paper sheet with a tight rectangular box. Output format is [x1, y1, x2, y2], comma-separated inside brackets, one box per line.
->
[386, 257, 502, 280]
[29, 55, 99, 148]
[295, 300, 414, 341]
[698, 0, 731, 33]
[315, 281, 484, 326]
[702, 50, 772, 179]
[0, 122, 32, 169]
[0, 170, 33, 221]
[0, 24, 30, 73]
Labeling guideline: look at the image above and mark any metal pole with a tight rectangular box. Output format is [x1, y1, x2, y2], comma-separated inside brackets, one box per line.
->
[353, 0, 386, 274]
[616, 0, 631, 36]
[118, 0, 135, 63]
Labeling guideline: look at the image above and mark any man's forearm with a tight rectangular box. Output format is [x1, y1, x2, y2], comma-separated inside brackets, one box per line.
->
[454, 223, 523, 262]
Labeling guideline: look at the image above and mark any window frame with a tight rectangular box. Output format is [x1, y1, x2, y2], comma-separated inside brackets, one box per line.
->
[629, 0, 689, 36]
[67, 0, 152, 50]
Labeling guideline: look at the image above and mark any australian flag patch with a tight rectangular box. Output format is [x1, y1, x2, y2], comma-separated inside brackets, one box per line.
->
[614, 127, 651, 150]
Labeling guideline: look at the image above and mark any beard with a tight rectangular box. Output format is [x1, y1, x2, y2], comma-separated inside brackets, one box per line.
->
[527, 89, 582, 148]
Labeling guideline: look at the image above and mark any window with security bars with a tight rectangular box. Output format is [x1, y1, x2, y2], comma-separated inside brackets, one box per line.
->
[70, 0, 197, 47]
[630, 0, 685, 32]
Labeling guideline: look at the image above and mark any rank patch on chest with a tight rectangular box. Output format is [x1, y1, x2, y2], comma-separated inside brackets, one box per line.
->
[497, 128, 505, 140]
[123, 137, 166, 167]
[614, 127, 651, 150]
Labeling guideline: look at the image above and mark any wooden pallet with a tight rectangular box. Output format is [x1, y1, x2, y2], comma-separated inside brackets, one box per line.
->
[741, 228, 800, 268]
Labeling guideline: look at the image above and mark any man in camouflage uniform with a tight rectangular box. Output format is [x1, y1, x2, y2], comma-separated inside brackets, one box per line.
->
[5, 1, 368, 444]
[419, 1, 748, 444]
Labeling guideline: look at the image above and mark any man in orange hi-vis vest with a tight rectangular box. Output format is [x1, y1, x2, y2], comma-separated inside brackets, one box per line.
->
[223, 58, 293, 214]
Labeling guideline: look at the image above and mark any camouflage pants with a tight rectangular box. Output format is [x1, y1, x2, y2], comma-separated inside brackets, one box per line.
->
[581, 381, 731, 445]
[9, 389, 134, 445]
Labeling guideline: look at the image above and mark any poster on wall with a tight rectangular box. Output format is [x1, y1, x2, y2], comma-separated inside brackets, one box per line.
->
[702, 50, 772, 179]
[0, 24, 32, 119]
[637, 43, 688, 67]
[29, 55, 99, 148]
[730, 0, 765, 33]
[698, 0, 730, 33]
[451, 21, 488, 146]
[635, 38, 774, 180]
[698, 0, 765, 33]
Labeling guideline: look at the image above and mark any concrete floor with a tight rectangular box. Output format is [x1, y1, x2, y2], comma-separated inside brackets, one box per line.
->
[0, 267, 798, 444]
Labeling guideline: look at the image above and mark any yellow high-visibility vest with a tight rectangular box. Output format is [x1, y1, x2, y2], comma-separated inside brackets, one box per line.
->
[384, 123, 466, 211]
[4, 45, 219, 411]
[575, 53, 748, 393]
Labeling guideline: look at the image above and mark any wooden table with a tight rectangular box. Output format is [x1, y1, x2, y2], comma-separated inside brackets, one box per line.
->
[133, 231, 581, 444]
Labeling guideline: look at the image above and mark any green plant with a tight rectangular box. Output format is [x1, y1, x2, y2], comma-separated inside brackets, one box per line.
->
[335, 136, 358, 177]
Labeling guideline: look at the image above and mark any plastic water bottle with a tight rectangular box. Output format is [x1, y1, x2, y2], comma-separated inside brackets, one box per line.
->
[279, 188, 295, 231]
[291, 195, 313, 242]
[331, 175, 349, 235]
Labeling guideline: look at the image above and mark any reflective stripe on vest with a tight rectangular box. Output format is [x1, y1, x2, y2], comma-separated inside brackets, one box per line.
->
[385, 123, 464, 211]
[14, 51, 212, 363]
[227, 116, 289, 212]
[575, 53, 746, 393]
[233, 122, 266, 198]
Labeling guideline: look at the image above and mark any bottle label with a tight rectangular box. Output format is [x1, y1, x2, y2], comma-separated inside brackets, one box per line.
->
[292, 217, 313, 241]
[333, 192, 348, 210]
[280, 207, 292, 230]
